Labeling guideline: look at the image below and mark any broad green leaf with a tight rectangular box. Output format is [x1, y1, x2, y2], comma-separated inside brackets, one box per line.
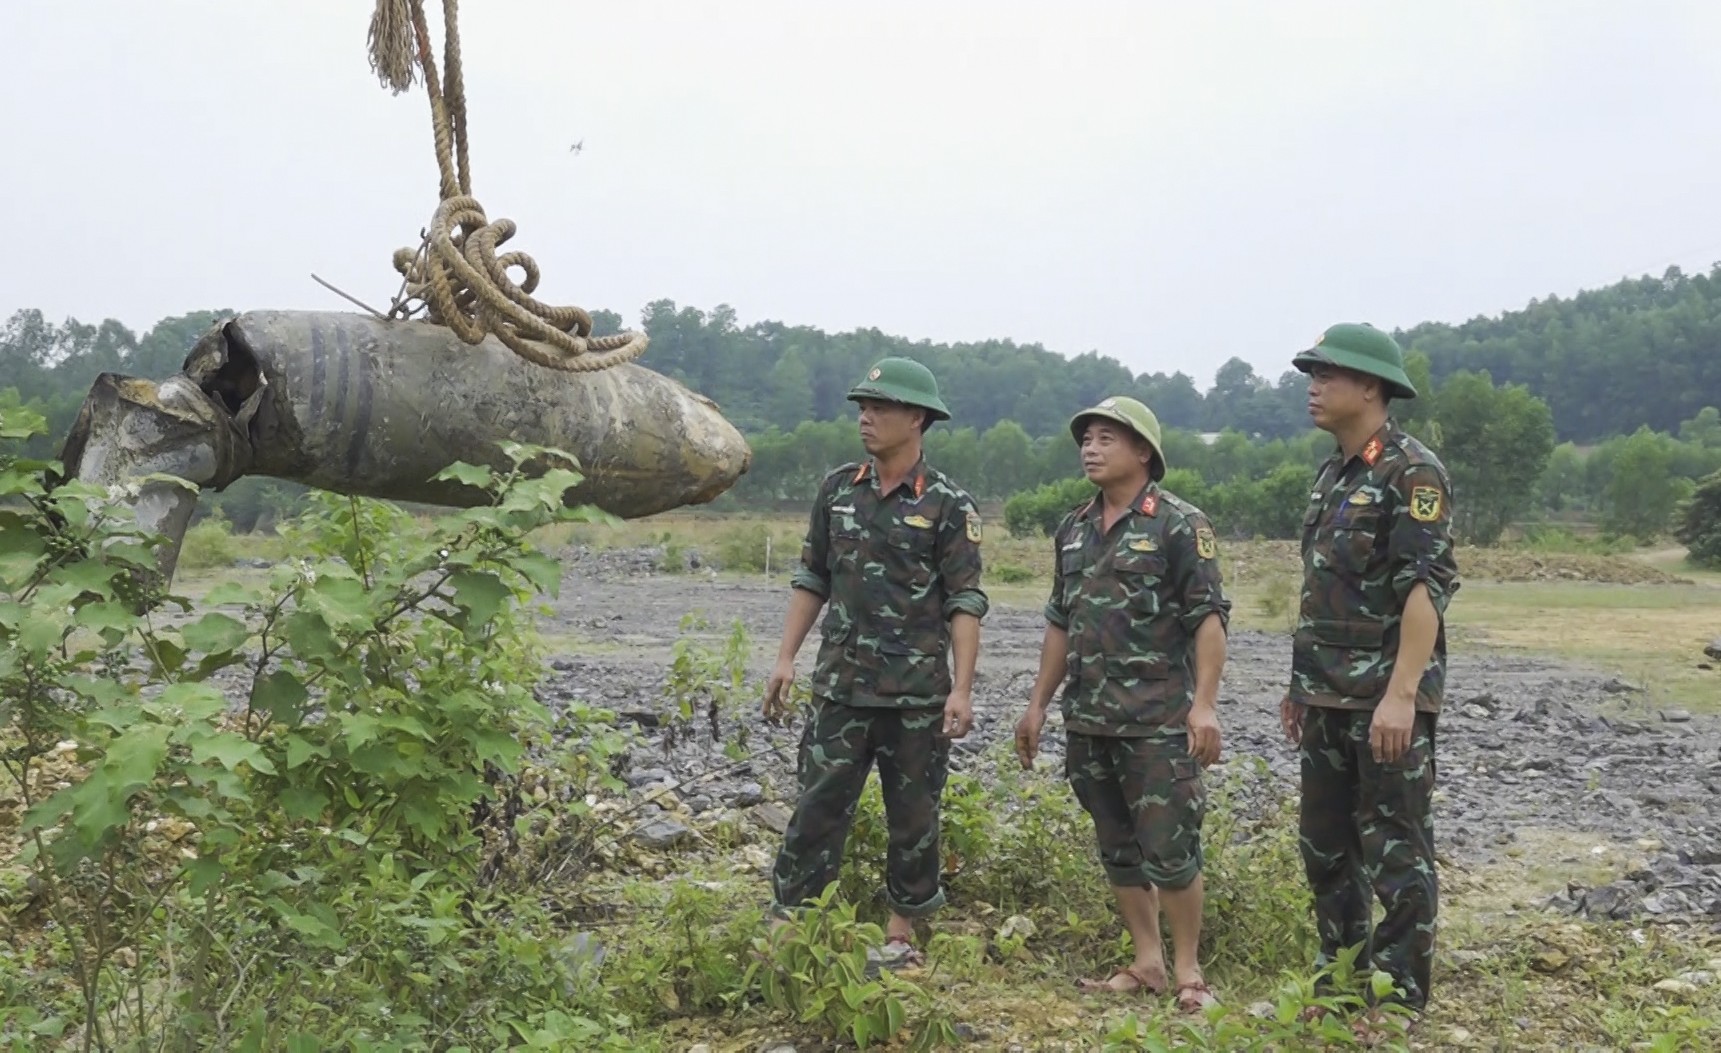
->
[73, 601, 134, 634]
[279, 785, 329, 822]
[377, 711, 430, 740]
[513, 552, 562, 597]
[16, 614, 67, 655]
[473, 728, 522, 768]
[186, 855, 226, 896]
[200, 581, 256, 607]
[68, 774, 128, 856]
[448, 569, 512, 629]
[282, 609, 338, 661]
[340, 712, 381, 753]
[60, 674, 135, 708]
[432, 462, 494, 489]
[189, 731, 276, 775]
[87, 704, 145, 732]
[157, 681, 227, 722]
[278, 908, 346, 950]
[0, 405, 47, 438]
[146, 634, 188, 678]
[0, 467, 49, 500]
[284, 733, 326, 769]
[105, 725, 172, 795]
[182, 611, 250, 654]
[305, 575, 373, 629]
[256, 670, 310, 725]
[45, 556, 124, 595]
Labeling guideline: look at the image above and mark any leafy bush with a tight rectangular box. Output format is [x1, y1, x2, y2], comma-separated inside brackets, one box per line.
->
[0, 405, 639, 1049]
[1004, 477, 1092, 538]
[177, 507, 240, 569]
[1674, 470, 1721, 568]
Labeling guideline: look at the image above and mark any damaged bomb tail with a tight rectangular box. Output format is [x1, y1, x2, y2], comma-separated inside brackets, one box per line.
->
[56, 310, 753, 580]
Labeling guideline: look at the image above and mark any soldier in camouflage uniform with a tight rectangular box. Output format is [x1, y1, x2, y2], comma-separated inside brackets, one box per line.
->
[1281, 323, 1460, 1024]
[1013, 396, 1230, 1013]
[761, 357, 988, 967]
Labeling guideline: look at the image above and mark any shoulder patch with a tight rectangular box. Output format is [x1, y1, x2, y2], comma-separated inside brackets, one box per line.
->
[1409, 485, 1443, 523]
[1195, 525, 1218, 560]
[965, 511, 983, 544]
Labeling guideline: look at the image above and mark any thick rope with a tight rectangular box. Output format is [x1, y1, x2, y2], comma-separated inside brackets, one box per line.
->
[366, 0, 648, 372]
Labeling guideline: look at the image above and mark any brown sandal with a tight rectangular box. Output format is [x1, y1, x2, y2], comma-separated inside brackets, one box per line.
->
[1175, 979, 1219, 1014]
[1077, 964, 1167, 995]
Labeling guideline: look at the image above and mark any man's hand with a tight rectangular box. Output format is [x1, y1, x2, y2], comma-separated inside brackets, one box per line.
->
[1279, 695, 1304, 746]
[763, 658, 797, 723]
[1014, 706, 1047, 770]
[1369, 689, 1416, 764]
[941, 688, 974, 740]
[1187, 701, 1222, 767]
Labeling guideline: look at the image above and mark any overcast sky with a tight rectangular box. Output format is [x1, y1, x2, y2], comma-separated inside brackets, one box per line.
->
[5, 1, 1721, 388]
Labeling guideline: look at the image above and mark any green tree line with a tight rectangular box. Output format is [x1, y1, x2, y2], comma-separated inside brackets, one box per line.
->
[4, 277, 1721, 547]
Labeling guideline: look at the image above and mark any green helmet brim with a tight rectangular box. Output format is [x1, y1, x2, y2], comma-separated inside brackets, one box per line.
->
[1293, 347, 1418, 400]
[846, 382, 951, 422]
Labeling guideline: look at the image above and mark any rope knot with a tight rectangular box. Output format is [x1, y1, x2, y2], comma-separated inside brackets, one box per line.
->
[369, 0, 648, 373]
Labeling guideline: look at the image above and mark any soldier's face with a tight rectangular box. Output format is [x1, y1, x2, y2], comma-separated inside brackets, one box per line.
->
[856, 398, 923, 455]
[1305, 365, 1375, 430]
[1079, 422, 1153, 485]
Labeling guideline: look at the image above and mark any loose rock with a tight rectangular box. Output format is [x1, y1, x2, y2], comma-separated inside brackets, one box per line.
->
[634, 819, 693, 849]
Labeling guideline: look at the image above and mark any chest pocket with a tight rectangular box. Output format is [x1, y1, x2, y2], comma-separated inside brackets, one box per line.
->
[829, 518, 864, 561]
[885, 523, 938, 584]
[1110, 548, 1169, 616]
[1328, 504, 1383, 573]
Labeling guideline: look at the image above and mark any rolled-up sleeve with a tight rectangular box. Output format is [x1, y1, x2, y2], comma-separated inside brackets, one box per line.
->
[1387, 464, 1460, 613]
[790, 475, 834, 598]
[939, 497, 990, 621]
[1169, 510, 1231, 635]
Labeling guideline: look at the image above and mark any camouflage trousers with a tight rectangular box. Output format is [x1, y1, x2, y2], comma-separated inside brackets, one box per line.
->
[1298, 705, 1439, 1011]
[1066, 732, 1206, 890]
[769, 702, 950, 918]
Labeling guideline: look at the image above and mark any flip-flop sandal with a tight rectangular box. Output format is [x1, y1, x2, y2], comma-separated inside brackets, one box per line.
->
[866, 936, 925, 976]
[1175, 980, 1219, 1014]
[883, 936, 926, 966]
[1076, 965, 1167, 995]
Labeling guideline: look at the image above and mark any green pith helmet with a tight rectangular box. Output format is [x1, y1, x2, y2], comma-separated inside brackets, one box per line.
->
[1069, 395, 1166, 481]
[1292, 322, 1418, 400]
[846, 357, 951, 422]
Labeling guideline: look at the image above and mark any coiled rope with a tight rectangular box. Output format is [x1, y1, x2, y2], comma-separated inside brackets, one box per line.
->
[366, 0, 648, 372]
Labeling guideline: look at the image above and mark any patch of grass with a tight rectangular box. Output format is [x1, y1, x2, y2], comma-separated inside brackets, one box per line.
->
[1447, 580, 1721, 713]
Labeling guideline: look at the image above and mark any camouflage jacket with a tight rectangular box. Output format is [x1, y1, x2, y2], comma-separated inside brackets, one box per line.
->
[791, 456, 989, 709]
[1291, 420, 1461, 714]
[1044, 482, 1231, 738]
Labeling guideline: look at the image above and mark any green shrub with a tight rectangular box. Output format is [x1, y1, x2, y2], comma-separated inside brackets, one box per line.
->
[0, 409, 635, 1049]
[177, 508, 240, 569]
[1004, 477, 1093, 537]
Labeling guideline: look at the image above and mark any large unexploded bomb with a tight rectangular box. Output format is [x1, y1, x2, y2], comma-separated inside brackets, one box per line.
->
[56, 310, 752, 581]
